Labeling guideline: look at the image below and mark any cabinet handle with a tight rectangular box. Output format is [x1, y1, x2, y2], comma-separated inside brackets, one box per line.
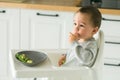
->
[36, 13, 59, 17]
[105, 41, 120, 44]
[104, 63, 120, 66]
[102, 17, 120, 22]
[0, 10, 6, 13]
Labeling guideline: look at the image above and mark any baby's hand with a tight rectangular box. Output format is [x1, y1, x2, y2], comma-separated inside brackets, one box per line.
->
[58, 54, 66, 66]
[69, 32, 79, 43]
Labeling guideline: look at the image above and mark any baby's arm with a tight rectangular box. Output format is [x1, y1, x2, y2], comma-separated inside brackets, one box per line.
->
[58, 54, 66, 66]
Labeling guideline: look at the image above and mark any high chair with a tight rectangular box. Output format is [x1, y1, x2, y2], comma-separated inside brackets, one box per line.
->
[47, 30, 104, 80]
[9, 30, 104, 80]
[36, 30, 104, 80]
[90, 30, 105, 80]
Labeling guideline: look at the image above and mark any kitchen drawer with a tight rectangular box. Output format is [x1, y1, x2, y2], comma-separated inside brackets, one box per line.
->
[101, 14, 120, 59]
[105, 36, 120, 43]
[103, 65, 120, 80]
[104, 43, 120, 59]
[101, 14, 120, 37]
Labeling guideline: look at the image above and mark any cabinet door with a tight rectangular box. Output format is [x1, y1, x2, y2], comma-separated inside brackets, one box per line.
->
[21, 9, 74, 49]
[0, 8, 19, 80]
[60, 12, 74, 49]
[101, 14, 120, 58]
[101, 14, 120, 37]
[103, 66, 120, 80]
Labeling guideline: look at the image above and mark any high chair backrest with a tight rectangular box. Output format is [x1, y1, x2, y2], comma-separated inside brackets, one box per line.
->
[92, 30, 104, 69]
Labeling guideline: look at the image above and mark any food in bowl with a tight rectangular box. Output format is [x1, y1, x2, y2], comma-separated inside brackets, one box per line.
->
[15, 50, 47, 66]
[15, 53, 33, 64]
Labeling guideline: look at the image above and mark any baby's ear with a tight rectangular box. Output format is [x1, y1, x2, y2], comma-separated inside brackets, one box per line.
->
[92, 27, 99, 34]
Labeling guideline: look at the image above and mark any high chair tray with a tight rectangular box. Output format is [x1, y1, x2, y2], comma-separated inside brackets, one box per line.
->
[9, 49, 93, 80]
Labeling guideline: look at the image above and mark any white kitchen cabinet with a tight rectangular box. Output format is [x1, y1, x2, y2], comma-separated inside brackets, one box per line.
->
[20, 9, 74, 49]
[101, 14, 120, 38]
[101, 14, 120, 59]
[101, 14, 120, 80]
[0, 8, 20, 80]
[14, 9, 74, 80]
[103, 65, 120, 80]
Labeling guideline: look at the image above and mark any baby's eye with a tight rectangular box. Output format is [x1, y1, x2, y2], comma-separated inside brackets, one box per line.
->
[74, 23, 77, 26]
[79, 24, 84, 27]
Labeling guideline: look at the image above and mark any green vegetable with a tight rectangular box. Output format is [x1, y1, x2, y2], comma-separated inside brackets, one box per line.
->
[27, 60, 33, 63]
[16, 53, 33, 64]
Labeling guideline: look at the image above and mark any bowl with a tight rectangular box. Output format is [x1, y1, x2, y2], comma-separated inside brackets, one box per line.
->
[15, 50, 47, 67]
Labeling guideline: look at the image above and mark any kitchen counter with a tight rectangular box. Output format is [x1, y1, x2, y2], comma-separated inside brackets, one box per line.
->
[0, 2, 120, 15]
[0, 2, 79, 12]
[0, 0, 81, 6]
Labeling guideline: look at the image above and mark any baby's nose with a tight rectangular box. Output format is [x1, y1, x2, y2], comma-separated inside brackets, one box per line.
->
[75, 28, 79, 33]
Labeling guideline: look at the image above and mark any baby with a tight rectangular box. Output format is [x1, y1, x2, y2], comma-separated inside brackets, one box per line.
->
[58, 6, 102, 67]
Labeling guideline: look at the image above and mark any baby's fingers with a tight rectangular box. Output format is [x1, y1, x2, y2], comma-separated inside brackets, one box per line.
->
[58, 60, 63, 66]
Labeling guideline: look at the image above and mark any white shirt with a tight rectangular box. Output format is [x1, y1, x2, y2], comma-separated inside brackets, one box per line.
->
[63, 38, 98, 67]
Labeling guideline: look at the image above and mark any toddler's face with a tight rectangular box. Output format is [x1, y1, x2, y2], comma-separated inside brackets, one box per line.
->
[73, 12, 98, 41]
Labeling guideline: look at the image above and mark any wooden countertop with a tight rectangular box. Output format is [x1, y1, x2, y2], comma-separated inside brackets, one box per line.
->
[0, 2, 120, 15]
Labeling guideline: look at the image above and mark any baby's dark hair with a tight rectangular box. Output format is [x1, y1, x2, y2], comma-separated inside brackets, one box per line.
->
[77, 6, 102, 29]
